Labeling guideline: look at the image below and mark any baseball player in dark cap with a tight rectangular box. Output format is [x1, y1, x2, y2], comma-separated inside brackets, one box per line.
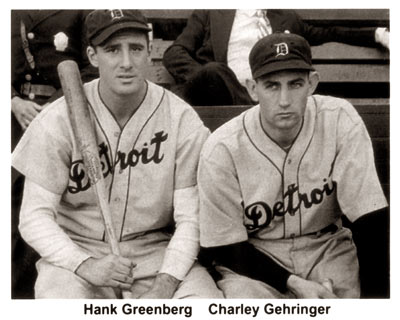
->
[13, 9, 222, 299]
[198, 32, 388, 298]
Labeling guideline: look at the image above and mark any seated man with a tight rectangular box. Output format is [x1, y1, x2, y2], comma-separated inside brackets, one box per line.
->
[198, 33, 388, 298]
[12, 9, 222, 299]
[163, 9, 389, 106]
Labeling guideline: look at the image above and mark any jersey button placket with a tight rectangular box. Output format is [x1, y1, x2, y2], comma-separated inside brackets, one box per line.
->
[283, 155, 301, 238]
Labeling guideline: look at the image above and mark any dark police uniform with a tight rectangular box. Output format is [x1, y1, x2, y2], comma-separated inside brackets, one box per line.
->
[11, 10, 98, 298]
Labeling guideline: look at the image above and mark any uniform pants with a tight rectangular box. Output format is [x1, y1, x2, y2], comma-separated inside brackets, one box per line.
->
[34, 232, 223, 299]
[216, 227, 360, 299]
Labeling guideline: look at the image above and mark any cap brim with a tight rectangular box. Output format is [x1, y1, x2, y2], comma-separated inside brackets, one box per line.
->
[253, 59, 314, 79]
[91, 21, 151, 46]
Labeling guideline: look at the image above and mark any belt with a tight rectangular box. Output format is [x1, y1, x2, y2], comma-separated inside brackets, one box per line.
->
[21, 83, 56, 98]
[309, 223, 339, 237]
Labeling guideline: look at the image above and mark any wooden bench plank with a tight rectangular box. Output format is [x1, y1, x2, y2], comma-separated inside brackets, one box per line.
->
[311, 43, 389, 60]
[145, 64, 389, 85]
[151, 40, 389, 61]
[142, 9, 389, 23]
[143, 9, 192, 20]
[314, 64, 389, 82]
[295, 9, 389, 22]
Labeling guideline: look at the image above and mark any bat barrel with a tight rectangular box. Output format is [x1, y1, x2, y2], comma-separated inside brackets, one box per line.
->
[57, 60, 121, 256]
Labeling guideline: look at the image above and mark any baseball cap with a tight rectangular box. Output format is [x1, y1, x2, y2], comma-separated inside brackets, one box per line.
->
[249, 33, 314, 79]
[85, 9, 151, 46]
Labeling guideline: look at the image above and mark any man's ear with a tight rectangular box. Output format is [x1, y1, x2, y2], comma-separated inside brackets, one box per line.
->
[307, 71, 320, 96]
[87, 46, 99, 68]
[245, 79, 259, 102]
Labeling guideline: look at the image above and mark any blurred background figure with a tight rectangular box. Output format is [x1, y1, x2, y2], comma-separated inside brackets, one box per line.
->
[163, 9, 389, 106]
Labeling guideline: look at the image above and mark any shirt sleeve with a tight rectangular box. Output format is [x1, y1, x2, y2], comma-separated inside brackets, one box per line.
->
[333, 117, 388, 222]
[198, 143, 249, 247]
[11, 107, 71, 195]
[159, 186, 200, 280]
[19, 179, 91, 272]
[174, 108, 210, 190]
[158, 107, 209, 280]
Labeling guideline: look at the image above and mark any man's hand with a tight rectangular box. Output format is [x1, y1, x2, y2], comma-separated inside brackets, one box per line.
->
[12, 96, 44, 130]
[287, 274, 338, 298]
[139, 273, 180, 299]
[75, 254, 136, 290]
[375, 27, 389, 49]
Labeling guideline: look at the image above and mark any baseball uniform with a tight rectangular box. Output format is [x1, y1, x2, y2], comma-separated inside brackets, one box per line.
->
[199, 94, 388, 298]
[12, 79, 222, 298]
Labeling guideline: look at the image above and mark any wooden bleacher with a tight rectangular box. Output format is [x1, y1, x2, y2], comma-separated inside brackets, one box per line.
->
[144, 9, 390, 100]
[143, 9, 389, 25]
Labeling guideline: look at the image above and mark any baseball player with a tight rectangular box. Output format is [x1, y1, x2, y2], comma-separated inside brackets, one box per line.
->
[12, 9, 222, 299]
[198, 33, 388, 298]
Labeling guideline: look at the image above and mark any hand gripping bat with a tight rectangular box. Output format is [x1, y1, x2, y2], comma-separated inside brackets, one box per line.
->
[57, 60, 130, 297]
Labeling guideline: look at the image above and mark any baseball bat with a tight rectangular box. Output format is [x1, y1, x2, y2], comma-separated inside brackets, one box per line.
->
[58, 61, 131, 298]
[57, 60, 121, 255]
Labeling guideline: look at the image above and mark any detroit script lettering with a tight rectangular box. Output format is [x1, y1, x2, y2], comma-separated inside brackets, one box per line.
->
[244, 178, 336, 231]
[67, 131, 168, 194]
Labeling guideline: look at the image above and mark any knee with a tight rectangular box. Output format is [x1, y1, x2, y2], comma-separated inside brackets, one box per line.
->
[197, 62, 230, 78]
[35, 284, 94, 299]
[35, 261, 95, 299]
[217, 275, 284, 298]
[174, 264, 224, 299]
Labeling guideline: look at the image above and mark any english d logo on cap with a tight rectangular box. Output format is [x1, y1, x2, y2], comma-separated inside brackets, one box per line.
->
[110, 9, 124, 20]
[275, 42, 289, 57]
[85, 9, 151, 46]
[249, 33, 314, 79]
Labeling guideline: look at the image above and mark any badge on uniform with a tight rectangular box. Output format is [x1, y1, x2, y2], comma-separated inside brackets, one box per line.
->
[54, 32, 69, 52]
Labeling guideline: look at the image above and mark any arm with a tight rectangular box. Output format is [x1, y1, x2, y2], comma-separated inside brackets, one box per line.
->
[202, 241, 290, 293]
[11, 96, 44, 130]
[332, 103, 388, 220]
[332, 103, 388, 297]
[162, 10, 208, 83]
[20, 178, 135, 289]
[140, 110, 210, 299]
[201, 239, 336, 298]
[19, 178, 92, 272]
[350, 207, 389, 297]
[198, 145, 336, 298]
[140, 186, 200, 299]
[290, 10, 386, 48]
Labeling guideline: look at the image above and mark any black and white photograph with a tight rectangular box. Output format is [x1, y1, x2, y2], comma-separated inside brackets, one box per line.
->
[4, 2, 398, 319]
